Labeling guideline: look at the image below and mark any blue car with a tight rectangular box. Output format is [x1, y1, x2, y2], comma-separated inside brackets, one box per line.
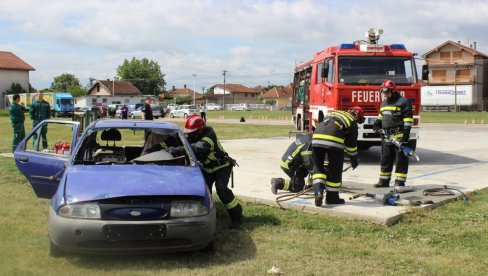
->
[14, 120, 216, 256]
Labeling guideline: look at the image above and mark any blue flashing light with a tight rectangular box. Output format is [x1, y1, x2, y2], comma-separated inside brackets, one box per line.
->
[339, 43, 356, 49]
[390, 44, 406, 50]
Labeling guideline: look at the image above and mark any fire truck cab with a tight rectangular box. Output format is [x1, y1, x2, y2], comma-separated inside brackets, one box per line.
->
[292, 28, 423, 149]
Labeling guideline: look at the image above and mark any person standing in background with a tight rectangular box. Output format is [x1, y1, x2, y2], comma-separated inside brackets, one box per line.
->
[9, 94, 26, 152]
[30, 91, 51, 150]
[200, 103, 207, 122]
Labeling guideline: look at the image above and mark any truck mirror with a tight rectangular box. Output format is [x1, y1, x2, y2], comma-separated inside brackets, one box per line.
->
[421, 64, 429, 81]
[321, 63, 329, 79]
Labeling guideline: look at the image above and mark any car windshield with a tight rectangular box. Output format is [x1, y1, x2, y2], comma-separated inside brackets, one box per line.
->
[338, 56, 417, 85]
[73, 127, 193, 166]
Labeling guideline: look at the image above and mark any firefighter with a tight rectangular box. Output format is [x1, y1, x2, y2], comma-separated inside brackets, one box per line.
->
[170, 115, 243, 229]
[9, 94, 26, 152]
[373, 79, 414, 187]
[29, 91, 51, 150]
[311, 106, 364, 206]
[270, 133, 313, 194]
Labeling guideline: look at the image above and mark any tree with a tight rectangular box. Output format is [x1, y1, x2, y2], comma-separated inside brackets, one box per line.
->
[5, 83, 27, 94]
[51, 73, 86, 97]
[117, 57, 166, 96]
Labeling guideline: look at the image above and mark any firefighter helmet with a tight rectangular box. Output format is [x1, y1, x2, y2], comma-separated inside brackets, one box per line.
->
[380, 79, 396, 94]
[184, 115, 206, 133]
[348, 106, 365, 124]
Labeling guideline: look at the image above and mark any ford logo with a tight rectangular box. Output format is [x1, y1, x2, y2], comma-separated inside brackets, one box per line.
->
[130, 211, 142, 217]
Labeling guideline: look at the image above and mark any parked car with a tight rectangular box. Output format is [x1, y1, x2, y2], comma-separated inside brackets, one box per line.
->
[169, 105, 198, 118]
[206, 103, 223, 111]
[152, 104, 167, 118]
[75, 107, 91, 112]
[280, 102, 292, 111]
[13, 120, 216, 256]
[91, 105, 107, 118]
[129, 104, 162, 119]
[231, 103, 250, 111]
[167, 103, 178, 111]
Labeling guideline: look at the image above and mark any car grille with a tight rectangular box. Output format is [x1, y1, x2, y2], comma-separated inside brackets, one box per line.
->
[77, 238, 192, 249]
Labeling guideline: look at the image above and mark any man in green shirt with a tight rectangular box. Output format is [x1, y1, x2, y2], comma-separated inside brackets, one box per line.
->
[9, 94, 26, 152]
[29, 91, 51, 150]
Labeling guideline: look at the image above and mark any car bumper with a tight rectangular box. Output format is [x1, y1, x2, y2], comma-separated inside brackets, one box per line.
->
[48, 205, 216, 254]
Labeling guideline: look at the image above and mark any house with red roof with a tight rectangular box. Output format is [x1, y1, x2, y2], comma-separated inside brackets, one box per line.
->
[262, 85, 292, 110]
[0, 51, 35, 108]
[75, 79, 144, 107]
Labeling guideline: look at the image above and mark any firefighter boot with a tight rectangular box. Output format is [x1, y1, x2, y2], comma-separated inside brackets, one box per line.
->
[326, 191, 345, 205]
[228, 204, 243, 230]
[374, 180, 390, 188]
[313, 183, 324, 207]
[394, 180, 405, 187]
[270, 178, 285, 194]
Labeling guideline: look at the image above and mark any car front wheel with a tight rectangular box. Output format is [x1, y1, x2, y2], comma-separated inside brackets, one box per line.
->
[131, 113, 135, 119]
[49, 240, 64, 257]
[184, 113, 189, 118]
[170, 113, 175, 118]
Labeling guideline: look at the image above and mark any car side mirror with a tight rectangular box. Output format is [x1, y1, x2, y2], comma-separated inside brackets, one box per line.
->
[422, 64, 429, 81]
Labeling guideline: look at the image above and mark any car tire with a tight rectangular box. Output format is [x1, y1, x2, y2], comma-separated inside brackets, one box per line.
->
[184, 113, 188, 118]
[49, 239, 64, 258]
[170, 113, 175, 118]
[154, 116, 159, 119]
[131, 113, 135, 119]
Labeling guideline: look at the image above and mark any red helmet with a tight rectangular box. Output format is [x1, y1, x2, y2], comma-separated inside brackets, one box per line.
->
[348, 106, 365, 124]
[184, 115, 205, 133]
[380, 79, 396, 93]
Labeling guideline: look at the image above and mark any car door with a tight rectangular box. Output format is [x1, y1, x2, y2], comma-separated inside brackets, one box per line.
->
[14, 120, 80, 199]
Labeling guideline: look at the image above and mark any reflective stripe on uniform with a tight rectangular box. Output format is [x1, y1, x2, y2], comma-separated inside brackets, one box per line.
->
[280, 160, 290, 170]
[312, 134, 344, 144]
[380, 106, 401, 112]
[380, 171, 392, 180]
[290, 144, 304, 158]
[201, 137, 214, 150]
[326, 180, 341, 188]
[202, 162, 229, 173]
[312, 139, 345, 150]
[283, 179, 291, 191]
[313, 173, 327, 180]
[326, 187, 340, 192]
[225, 198, 239, 209]
[346, 146, 358, 156]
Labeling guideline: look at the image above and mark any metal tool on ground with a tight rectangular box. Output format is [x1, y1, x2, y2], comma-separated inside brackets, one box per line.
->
[349, 192, 422, 206]
[423, 185, 468, 203]
[392, 185, 415, 193]
[376, 129, 420, 161]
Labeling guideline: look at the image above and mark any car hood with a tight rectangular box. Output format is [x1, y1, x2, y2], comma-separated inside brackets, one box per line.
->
[63, 165, 206, 203]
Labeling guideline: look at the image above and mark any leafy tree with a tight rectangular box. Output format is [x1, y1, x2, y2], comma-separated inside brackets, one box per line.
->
[51, 73, 86, 97]
[117, 57, 166, 96]
[5, 83, 27, 94]
[175, 95, 191, 105]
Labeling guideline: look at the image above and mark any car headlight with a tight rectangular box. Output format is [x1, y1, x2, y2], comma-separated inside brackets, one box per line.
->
[58, 203, 101, 219]
[171, 201, 208, 217]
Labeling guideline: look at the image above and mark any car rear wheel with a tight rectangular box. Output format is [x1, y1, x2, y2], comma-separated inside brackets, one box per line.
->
[170, 113, 175, 118]
[49, 239, 64, 257]
[184, 113, 189, 118]
[131, 113, 135, 119]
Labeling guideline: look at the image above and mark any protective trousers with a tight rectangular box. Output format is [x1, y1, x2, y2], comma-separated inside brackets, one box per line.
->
[203, 166, 242, 219]
[282, 166, 308, 192]
[379, 141, 409, 186]
[312, 147, 344, 193]
[12, 123, 25, 152]
[32, 121, 48, 150]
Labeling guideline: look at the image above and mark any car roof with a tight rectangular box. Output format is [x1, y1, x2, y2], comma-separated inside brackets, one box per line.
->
[90, 119, 181, 130]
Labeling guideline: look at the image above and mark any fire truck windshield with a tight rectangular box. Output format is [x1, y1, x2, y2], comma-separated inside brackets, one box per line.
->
[338, 56, 416, 85]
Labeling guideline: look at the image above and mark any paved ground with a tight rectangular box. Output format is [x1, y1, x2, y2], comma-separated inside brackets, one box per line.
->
[222, 123, 488, 226]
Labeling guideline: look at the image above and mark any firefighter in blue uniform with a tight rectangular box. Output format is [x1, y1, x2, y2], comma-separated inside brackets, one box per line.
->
[373, 79, 414, 187]
[29, 91, 51, 150]
[9, 94, 26, 152]
[270, 133, 313, 194]
[311, 106, 364, 206]
[171, 115, 243, 229]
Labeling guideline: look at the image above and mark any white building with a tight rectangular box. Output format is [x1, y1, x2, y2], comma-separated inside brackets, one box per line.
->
[75, 80, 146, 107]
[0, 51, 35, 109]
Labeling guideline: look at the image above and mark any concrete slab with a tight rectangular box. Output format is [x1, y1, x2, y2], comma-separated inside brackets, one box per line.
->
[222, 123, 488, 226]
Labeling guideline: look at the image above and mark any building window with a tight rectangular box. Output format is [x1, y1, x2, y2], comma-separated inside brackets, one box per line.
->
[245, 93, 248, 97]
[125, 98, 129, 103]
[316, 63, 323, 84]
[453, 51, 462, 60]
[102, 98, 107, 103]
[432, 70, 446, 82]
[456, 69, 470, 82]
[251, 93, 254, 97]
[440, 52, 450, 61]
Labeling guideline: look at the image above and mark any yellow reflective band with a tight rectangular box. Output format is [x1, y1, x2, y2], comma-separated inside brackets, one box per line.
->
[202, 162, 229, 173]
[225, 198, 238, 209]
[392, 133, 404, 139]
[380, 172, 392, 176]
[346, 146, 357, 152]
[312, 134, 344, 144]
[201, 137, 214, 150]
[396, 173, 408, 178]
[312, 173, 327, 180]
[380, 106, 401, 111]
[302, 150, 312, 156]
[283, 179, 291, 190]
[334, 121, 342, 128]
[291, 144, 304, 158]
[280, 160, 290, 169]
[326, 181, 341, 188]
[403, 118, 414, 123]
[330, 112, 351, 127]
[378, 114, 383, 118]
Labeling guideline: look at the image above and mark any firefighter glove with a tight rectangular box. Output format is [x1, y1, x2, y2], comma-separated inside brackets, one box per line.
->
[350, 155, 359, 169]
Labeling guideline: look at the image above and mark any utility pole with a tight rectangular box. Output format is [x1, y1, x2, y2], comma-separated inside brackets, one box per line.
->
[222, 70, 228, 110]
[454, 62, 458, 112]
[202, 86, 206, 106]
[192, 74, 197, 106]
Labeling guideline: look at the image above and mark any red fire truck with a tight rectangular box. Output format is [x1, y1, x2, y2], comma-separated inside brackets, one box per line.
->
[292, 28, 426, 149]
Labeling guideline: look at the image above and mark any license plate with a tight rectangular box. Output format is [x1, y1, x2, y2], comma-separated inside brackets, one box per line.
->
[367, 117, 377, 124]
[104, 224, 166, 241]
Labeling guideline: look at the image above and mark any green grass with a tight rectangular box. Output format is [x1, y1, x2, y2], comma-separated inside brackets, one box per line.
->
[2, 112, 488, 274]
[420, 111, 488, 124]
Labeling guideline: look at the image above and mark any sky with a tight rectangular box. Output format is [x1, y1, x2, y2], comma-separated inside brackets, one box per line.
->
[1, 0, 487, 92]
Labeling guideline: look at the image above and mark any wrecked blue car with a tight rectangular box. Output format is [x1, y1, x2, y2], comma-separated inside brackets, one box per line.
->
[14, 120, 216, 256]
